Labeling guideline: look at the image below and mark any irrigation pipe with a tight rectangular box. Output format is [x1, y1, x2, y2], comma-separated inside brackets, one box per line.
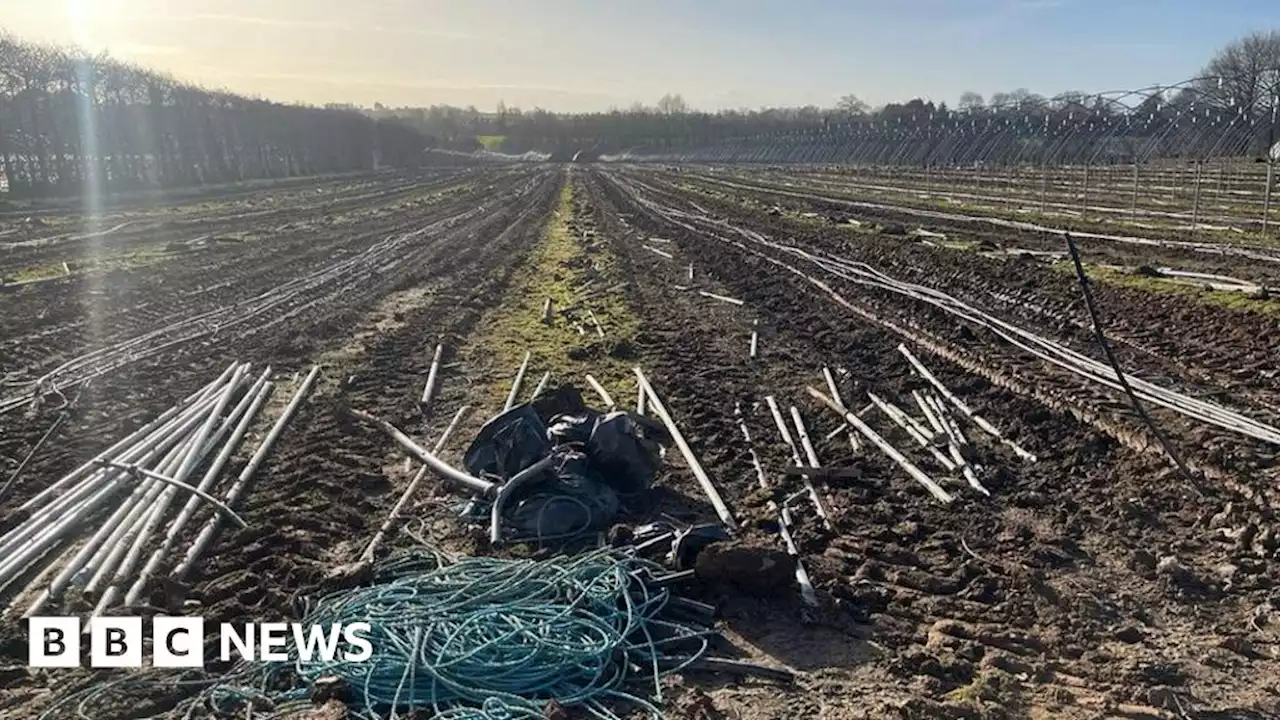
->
[764, 396, 802, 465]
[585, 375, 616, 408]
[361, 405, 472, 563]
[0, 390, 227, 568]
[504, 352, 532, 412]
[346, 409, 495, 499]
[587, 309, 605, 338]
[808, 387, 953, 504]
[97, 463, 249, 530]
[85, 427, 206, 600]
[123, 372, 274, 606]
[94, 366, 249, 613]
[170, 365, 322, 582]
[867, 392, 957, 473]
[698, 291, 745, 306]
[787, 407, 833, 529]
[420, 344, 444, 408]
[897, 345, 1038, 462]
[1, 398, 227, 606]
[927, 392, 968, 446]
[19, 390, 205, 512]
[618, 177, 1280, 448]
[734, 403, 818, 607]
[93, 395, 245, 611]
[633, 367, 736, 531]
[530, 371, 551, 401]
[913, 391, 947, 438]
[489, 453, 564, 544]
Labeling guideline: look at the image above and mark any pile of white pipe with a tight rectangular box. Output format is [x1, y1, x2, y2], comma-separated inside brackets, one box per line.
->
[0, 362, 320, 619]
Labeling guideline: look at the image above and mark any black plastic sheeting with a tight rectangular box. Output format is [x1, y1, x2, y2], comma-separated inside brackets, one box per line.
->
[460, 385, 671, 540]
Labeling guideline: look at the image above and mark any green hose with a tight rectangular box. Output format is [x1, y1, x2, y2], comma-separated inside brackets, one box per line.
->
[194, 548, 709, 719]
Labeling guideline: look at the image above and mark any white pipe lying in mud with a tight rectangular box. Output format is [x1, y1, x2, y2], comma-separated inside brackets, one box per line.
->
[809, 387, 953, 504]
[585, 374, 616, 408]
[530, 371, 551, 400]
[95, 365, 251, 613]
[0, 388, 231, 591]
[867, 392, 957, 473]
[420, 343, 444, 408]
[914, 390, 947, 438]
[587, 309, 605, 338]
[764, 396, 802, 466]
[504, 352, 532, 412]
[171, 365, 322, 583]
[634, 367, 736, 530]
[734, 403, 818, 607]
[361, 404, 472, 564]
[788, 406, 834, 530]
[698, 290, 745, 306]
[898, 345, 1037, 462]
[122, 372, 274, 607]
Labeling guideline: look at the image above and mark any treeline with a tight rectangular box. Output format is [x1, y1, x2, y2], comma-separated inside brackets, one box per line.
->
[0, 32, 427, 199]
[370, 31, 1280, 161]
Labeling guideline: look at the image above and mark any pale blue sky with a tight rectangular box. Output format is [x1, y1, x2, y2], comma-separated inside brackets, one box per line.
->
[2, 0, 1279, 111]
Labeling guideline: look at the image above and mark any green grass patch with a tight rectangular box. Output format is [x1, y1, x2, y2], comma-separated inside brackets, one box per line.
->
[461, 173, 641, 415]
[938, 238, 981, 251]
[4, 245, 173, 285]
[476, 135, 507, 151]
[1055, 262, 1280, 317]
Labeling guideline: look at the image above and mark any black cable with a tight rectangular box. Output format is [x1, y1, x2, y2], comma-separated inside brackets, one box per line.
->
[1063, 233, 1205, 496]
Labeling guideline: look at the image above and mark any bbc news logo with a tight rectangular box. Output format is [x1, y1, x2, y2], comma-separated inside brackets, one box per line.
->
[29, 617, 373, 668]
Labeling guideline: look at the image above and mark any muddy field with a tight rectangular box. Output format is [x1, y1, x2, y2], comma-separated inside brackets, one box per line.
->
[2, 165, 1279, 720]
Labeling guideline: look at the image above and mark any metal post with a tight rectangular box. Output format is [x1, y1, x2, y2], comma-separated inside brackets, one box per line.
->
[1131, 163, 1140, 221]
[1080, 164, 1090, 216]
[1191, 161, 1203, 234]
[1265, 161, 1275, 239]
[1040, 164, 1049, 214]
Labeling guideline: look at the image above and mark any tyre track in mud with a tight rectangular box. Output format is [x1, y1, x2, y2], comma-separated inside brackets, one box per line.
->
[584, 168, 1280, 719]
[3, 170, 564, 718]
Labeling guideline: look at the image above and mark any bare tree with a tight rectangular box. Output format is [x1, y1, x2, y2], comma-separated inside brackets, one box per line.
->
[836, 93, 868, 116]
[957, 91, 985, 113]
[656, 93, 688, 115]
[1197, 30, 1280, 115]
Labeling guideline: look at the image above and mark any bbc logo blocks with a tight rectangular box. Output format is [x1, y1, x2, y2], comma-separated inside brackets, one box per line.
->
[29, 616, 205, 668]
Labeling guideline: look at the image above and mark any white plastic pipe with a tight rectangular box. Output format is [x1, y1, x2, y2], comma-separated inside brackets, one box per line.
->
[634, 368, 736, 530]
[170, 367, 321, 581]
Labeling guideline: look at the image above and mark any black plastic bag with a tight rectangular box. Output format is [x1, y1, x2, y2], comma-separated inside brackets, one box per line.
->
[506, 456, 620, 539]
[546, 410, 601, 446]
[585, 411, 668, 494]
[462, 404, 549, 479]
